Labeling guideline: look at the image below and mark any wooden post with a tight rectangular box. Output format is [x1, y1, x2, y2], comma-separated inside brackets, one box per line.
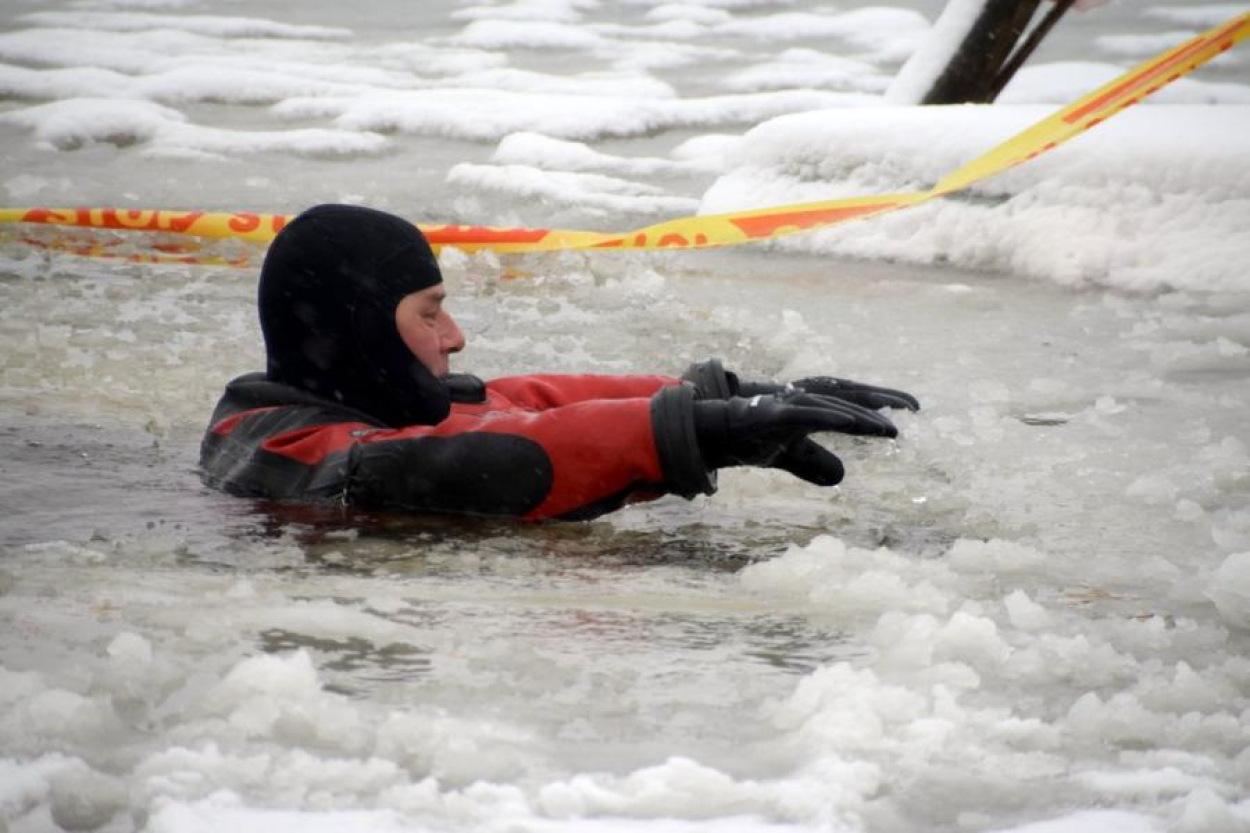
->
[920, 0, 1043, 104]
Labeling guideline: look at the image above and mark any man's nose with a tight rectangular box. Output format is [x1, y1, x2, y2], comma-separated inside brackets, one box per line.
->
[441, 312, 466, 354]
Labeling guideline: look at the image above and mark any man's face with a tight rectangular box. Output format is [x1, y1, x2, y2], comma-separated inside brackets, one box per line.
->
[394, 284, 465, 378]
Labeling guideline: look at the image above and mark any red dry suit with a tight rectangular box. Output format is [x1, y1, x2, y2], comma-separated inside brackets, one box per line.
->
[200, 371, 716, 521]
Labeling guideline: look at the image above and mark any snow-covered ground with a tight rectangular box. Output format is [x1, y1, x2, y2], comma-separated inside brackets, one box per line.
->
[1, 2, 1248, 832]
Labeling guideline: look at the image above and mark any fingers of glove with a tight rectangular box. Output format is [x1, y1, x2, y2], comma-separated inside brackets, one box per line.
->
[770, 438, 844, 486]
[829, 388, 920, 412]
[792, 376, 921, 411]
[702, 395, 893, 471]
[695, 398, 813, 467]
[693, 399, 797, 468]
[734, 379, 786, 398]
[779, 393, 898, 438]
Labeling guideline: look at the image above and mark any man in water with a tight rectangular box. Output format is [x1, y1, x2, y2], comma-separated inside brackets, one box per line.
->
[201, 204, 918, 521]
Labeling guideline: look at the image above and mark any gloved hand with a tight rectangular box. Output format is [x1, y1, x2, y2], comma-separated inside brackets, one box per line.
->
[692, 391, 897, 486]
[739, 376, 920, 412]
[682, 358, 919, 412]
[771, 438, 846, 486]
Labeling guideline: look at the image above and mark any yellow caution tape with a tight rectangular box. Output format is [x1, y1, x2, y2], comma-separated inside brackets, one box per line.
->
[932, 11, 1249, 195]
[1, 12, 1246, 265]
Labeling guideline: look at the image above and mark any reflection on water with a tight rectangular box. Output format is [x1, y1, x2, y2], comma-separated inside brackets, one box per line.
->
[0, 416, 872, 706]
[227, 507, 871, 694]
[258, 605, 862, 696]
[0, 420, 257, 550]
[260, 628, 434, 685]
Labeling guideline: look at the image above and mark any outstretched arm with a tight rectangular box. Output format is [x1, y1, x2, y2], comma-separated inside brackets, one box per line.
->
[203, 374, 902, 521]
[202, 388, 709, 521]
[484, 373, 679, 410]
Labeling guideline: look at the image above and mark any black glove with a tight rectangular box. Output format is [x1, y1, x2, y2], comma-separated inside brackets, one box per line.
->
[692, 391, 896, 486]
[771, 437, 845, 486]
[682, 358, 920, 412]
[739, 376, 920, 412]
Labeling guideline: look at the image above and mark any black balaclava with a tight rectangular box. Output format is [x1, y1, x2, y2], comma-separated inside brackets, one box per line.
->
[258, 204, 451, 427]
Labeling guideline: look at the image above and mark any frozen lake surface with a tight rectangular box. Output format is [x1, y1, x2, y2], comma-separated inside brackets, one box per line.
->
[1, 1, 1249, 832]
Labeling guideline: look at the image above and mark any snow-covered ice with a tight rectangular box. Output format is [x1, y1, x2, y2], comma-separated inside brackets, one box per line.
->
[700, 103, 1250, 293]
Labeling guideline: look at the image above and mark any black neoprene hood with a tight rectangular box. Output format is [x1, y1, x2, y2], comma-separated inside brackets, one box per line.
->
[258, 203, 451, 427]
